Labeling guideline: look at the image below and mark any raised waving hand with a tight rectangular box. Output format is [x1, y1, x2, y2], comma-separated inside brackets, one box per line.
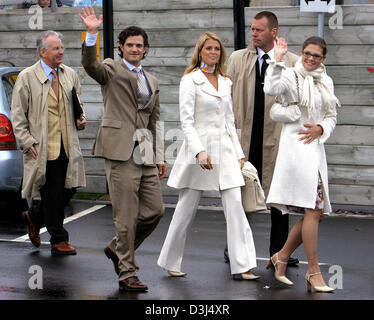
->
[274, 37, 288, 62]
[78, 6, 103, 34]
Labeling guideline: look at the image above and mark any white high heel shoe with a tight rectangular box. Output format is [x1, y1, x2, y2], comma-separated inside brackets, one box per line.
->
[306, 272, 334, 293]
[270, 253, 293, 285]
[168, 270, 187, 277]
[240, 271, 261, 280]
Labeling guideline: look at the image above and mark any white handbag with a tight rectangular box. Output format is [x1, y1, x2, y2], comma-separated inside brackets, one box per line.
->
[270, 70, 301, 123]
[241, 161, 267, 213]
[269, 101, 301, 123]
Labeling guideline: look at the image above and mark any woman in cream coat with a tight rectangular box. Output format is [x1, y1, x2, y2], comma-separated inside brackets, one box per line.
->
[264, 37, 340, 292]
[158, 32, 259, 280]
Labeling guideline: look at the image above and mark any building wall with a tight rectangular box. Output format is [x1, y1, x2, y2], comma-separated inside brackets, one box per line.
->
[250, 0, 374, 5]
[0, 6, 106, 192]
[250, 0, 293, 6]
[1, 2, 373, 209]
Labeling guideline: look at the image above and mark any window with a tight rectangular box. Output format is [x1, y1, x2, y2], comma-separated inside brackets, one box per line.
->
[2, 73, 19, 108]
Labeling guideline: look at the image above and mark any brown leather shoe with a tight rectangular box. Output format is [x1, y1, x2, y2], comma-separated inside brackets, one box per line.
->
[104, 246, 119, 275]
[22, 210, 40, 247]
[119, 276, 148, 292]
[51, 242, 77, 256]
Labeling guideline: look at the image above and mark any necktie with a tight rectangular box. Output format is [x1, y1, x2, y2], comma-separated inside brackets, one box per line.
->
[51, 69, 59, 101]
[134, 67, 149, 109]
[261, 53, 269, 77]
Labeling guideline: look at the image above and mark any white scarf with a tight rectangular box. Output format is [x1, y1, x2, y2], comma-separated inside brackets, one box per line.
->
[294, 57, 340, 116]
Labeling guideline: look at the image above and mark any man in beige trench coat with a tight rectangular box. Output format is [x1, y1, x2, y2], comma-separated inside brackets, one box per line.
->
[11, 30, 86, 255]
[79, 7, 166, 292]
[226, 11, 299, 266]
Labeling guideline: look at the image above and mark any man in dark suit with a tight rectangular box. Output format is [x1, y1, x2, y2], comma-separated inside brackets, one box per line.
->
[79, 6, 166, 292]
[226, 11, 299, 268]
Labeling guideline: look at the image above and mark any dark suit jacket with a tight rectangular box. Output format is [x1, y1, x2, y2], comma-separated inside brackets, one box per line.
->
[82, 45, 163, 166]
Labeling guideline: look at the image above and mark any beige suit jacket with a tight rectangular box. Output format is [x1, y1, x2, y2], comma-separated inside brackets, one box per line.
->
[82, 45, 163, 166]
[227, 42, 298, 195]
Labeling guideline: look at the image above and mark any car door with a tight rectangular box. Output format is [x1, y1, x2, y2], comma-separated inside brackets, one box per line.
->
[0, 71, 23, 192]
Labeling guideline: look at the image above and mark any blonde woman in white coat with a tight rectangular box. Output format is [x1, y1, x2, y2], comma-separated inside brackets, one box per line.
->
[264, 36, 340, 292]
[158, 32, 259, 280]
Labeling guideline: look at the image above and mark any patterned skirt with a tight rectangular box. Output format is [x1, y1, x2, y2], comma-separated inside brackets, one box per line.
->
[286, 175, 324, 214]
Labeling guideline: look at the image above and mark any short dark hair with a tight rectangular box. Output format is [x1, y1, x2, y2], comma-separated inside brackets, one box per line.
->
[254, 11, 278, 30]
[302, 36, 328, 56]
[117, 26, 149, 59]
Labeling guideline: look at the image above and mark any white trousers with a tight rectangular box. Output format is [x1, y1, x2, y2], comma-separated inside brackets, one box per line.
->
[157, 187, 257, 274]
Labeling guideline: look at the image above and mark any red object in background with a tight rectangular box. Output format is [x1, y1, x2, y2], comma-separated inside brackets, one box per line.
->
[0, 114, 17, 150]
[367, 67, 374, 73]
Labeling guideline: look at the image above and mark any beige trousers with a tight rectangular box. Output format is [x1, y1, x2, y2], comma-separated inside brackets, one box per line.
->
[105, 158, 164, 281]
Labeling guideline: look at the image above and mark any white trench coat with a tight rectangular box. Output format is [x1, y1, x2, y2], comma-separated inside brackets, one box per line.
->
[263, 61, 337, 215]
[167, 70, 245, 191]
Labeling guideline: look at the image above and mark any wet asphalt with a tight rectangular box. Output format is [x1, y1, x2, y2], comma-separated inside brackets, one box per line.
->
[0, 199, 373, 305]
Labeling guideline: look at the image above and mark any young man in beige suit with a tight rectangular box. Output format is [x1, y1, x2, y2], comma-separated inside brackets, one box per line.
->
[79, 7, 166, 292]
[226, 11, 299, 267]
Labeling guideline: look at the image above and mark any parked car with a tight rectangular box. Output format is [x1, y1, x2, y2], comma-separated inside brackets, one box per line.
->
[0, 64, 27, 218]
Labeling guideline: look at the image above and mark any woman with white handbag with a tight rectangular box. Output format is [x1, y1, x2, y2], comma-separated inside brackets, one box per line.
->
[264, 36, 340, 292]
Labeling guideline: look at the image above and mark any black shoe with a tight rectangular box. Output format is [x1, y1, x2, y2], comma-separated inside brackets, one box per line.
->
[287, 257, 299, 266]
[224, 246, 229, 263]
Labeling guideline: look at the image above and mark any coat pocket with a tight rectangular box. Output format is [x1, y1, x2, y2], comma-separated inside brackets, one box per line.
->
[101, 118, 122, 128]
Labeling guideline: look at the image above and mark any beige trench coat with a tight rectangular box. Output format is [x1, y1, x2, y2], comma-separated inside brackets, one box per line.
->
[227, 42, 298, 196]
[11, 61, 86, 198]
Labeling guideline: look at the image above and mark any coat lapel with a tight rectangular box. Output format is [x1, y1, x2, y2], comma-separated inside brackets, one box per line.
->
[120, 61, 138, 101]
[246, 43, 258, 76]
[57, 64, 70, 104]
[143, 70, 154, 95]
[143, 70, 156, 110]
[217, 75, 231, 97]
[34, 61, 51, 113]
[193, 70, 222, 98]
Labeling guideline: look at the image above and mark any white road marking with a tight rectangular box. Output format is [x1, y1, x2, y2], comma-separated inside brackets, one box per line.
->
[1, 205, 106, 243]
[0, 238, 50, 245]
[255, 257, 329, 266]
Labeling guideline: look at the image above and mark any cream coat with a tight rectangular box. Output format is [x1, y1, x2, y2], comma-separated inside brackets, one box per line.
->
[11, 61, 86, 198]
[227, 42, 298, 196]
[167, 70, 245, 191]
[264, 61, 337, 214]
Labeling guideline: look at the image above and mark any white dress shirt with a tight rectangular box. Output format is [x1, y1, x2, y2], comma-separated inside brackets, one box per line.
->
[257, 47, 274, 76]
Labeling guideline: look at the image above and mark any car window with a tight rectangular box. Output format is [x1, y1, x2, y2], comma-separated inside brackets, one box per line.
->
[1, 73, 18, 108]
